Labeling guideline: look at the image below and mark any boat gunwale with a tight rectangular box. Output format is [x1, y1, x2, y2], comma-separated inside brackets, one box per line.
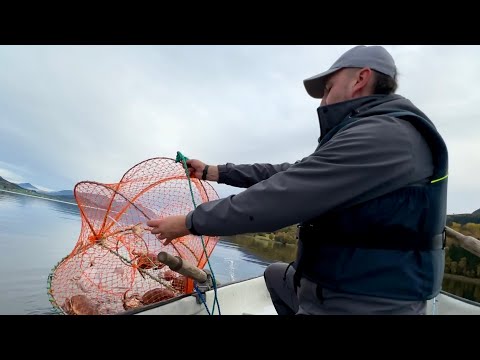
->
[439, 289, 480, 307]
[120, 275, 261, 315]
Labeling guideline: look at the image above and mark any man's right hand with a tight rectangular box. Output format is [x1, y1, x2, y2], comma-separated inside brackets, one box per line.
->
[186, 159, 219, 182]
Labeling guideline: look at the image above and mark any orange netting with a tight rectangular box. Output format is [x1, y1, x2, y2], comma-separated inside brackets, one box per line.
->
[47, 157, 219, 315]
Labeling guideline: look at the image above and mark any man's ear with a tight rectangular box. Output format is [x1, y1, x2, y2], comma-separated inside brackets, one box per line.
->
[353, 67, 374, 94]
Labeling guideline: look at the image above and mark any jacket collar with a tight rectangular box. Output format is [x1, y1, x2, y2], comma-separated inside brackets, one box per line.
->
[316, 95, 395, 141]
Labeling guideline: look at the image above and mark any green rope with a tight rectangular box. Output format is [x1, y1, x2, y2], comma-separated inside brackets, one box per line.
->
[176, 151, 221, 315]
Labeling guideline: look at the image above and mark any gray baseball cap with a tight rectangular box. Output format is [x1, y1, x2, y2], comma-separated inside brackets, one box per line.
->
[303, 45, 397, 99]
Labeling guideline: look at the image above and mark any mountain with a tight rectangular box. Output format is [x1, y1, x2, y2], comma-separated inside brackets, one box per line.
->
[473, 208, 480, 215]
[41, 189, 75, 202]
[0, 177, 75, 202]
[17, 183, 40, 191]
[16, 181, 73, 197]
[43, 189, 75, 202]
[38, 190, 73, 197]
[0, 176, 25, 191]
[48, 190, 74, 197]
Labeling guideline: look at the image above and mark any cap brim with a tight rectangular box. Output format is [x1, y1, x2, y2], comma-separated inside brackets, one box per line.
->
[303, 68, 340, 99]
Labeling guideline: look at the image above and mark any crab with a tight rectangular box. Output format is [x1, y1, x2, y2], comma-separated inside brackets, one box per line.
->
[141, 288, 176, 305]
[163, 270, 186, 292]
[122, 292, 143, 310]
[63, 295, 99, 315]
[122, 287, 176, 310]
[132, 250, 165, 270]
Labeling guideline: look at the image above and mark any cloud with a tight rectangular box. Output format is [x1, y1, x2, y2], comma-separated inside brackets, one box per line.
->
[0, 160, 31, 183]
[0, 167, 25, 183]
[0, 45, 478, 214]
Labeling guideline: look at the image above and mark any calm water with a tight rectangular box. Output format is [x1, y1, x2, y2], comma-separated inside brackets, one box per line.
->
[1, 190, 479, 315]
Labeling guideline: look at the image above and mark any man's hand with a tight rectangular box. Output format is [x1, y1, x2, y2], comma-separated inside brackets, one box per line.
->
[186, 159, 219, 182]
[146, 215, 190, 246]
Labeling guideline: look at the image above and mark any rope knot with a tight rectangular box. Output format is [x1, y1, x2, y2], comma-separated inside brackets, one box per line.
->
[88, 234, 104, 243]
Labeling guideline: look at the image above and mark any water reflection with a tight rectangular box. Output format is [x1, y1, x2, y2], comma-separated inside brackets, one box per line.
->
[0, 190, 82, 314]
[442, 275, 480, 303]
[210, 239, 270, 284]
[223, 234, 297, 264]
[47, 199, 80, 217]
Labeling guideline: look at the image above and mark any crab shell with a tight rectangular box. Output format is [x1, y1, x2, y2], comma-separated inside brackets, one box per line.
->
[123, 293, 143, 310]
[64, 295, 99, 315]
[135, 252, 165, 270]
[141, 288, 176, 305]
[163, 270, 177, 281]
[161, 270, 186, 292]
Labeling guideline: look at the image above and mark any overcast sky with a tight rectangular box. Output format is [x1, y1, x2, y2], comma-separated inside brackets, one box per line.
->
[0, 45, 478, 214]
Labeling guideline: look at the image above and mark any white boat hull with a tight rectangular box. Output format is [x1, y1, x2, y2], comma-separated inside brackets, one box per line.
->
[126, 276, 480, 315]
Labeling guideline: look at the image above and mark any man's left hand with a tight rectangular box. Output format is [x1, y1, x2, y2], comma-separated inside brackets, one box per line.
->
[146, 215, 190, 246]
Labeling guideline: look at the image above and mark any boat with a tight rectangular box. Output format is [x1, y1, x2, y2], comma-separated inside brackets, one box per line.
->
[122, 274, 480, 315]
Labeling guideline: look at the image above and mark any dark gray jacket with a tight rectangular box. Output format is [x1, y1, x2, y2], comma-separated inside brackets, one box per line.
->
[186, 94, 434, 236]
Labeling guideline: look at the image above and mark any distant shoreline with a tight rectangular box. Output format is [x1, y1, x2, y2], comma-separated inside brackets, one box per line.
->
[0, 188, 77, 206]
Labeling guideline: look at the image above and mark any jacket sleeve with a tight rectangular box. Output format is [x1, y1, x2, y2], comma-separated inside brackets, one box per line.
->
[217, 162, 296, 188]
[187, 116, 433, 236]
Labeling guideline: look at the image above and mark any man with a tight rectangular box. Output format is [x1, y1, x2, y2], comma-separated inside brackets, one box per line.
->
[147, 45, 448, 315]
